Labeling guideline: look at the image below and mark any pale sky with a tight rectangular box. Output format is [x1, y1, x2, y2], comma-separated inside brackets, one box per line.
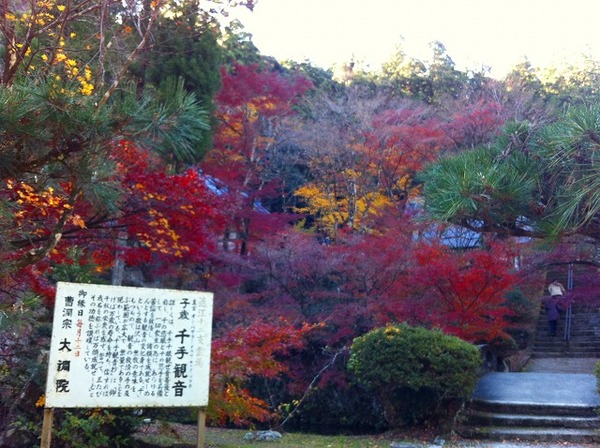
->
[231, 0, 600, 78]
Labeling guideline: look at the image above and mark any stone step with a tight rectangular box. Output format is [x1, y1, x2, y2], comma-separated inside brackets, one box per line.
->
[457, 426, 600, 443]
[535, 338, 600, 343]
[533, 351, 600, 356]
[534, 304, 600, 359]
[533, 348, 600, 355]
[533, 346, 600, 352]
[534, 344, 600, 350]
[535, 338, 600, 344]
[467, 399, 598, 417]
[458, 400, 600, 443]
[536, 332, 600, 337]
[461, 303, 600, 443]
[536, 322, 600, 328]
[458, 371, 600, 443]
[537, 316, 600, 321]
[534, 342, 600, 347]
[536, 324, 600, 337]
[534, 343, 600, 350]
[536, 323, 600, 330]
[533, 352, 600, 358]
[540, 327, 600, 331]
[534, 339, 600, 344]
[537, 339, 600, 344]
[464, 410, 600, 428]
[535, 331, 600, 336]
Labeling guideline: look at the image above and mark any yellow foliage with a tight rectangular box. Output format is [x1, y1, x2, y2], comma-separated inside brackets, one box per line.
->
[138, 210, 190, 257]
[7, 180, 82, 230]
[35, 395, 46, 408]
[4, 3, 97, 97]
[70, 214, 86, 228]
[295, 171, 403, 236]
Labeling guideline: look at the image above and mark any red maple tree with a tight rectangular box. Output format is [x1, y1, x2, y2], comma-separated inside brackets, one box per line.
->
[409, 240, 518, 342]
[201, 63, 313, 255]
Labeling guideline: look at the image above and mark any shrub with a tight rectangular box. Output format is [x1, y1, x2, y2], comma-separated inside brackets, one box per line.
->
[347, 323, 481, 428]
[53, 409, 140, 448]
[278, 377, 388, 433]
[595, 361, 600, 392]
[504, 288, 537, 325]
[0, 294, 50, 447]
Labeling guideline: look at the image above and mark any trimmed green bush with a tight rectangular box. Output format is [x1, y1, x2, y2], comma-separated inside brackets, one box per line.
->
[347, 323, 481, 427]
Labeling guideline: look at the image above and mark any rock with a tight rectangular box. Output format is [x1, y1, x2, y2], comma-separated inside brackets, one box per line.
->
[243, 430, 283, 442]
[390, 442, 422, 448]
[257, 430, 282, 441]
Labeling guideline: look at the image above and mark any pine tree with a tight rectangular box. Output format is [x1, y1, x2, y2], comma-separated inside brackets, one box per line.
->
[0, 0, 211, 272]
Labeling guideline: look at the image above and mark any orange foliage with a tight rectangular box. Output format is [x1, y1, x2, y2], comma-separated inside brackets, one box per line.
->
[208, 319, 320, 426]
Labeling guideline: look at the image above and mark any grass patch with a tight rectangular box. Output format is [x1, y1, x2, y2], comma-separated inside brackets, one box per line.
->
[133, 422, 435, 448]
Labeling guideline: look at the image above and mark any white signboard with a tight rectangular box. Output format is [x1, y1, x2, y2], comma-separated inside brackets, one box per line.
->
[45, 282, 213, 408]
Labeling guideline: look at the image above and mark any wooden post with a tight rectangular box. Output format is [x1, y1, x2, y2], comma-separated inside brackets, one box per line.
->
[40, 408, 54, 448]
[197, 407, 206, 448]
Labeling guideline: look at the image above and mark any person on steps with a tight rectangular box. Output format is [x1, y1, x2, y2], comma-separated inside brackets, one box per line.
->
[548, 280, 566, 298]
[545, 280, 566, 336]
[544, 296, 561, 336]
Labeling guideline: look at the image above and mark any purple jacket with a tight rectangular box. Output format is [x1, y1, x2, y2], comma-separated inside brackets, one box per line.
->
[544, 298, 561, 320]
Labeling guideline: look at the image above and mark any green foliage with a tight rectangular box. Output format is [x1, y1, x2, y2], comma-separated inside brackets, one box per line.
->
[53, 409, 140, 448]
[533, 104, 600, 235]
[423, 106, 600, 244]
[1, 72, 209, 208]
[0, 76, 112, 180]
[347, 324, 480, 427]
[502, 288, 537, 352]
[421, 119, 543, 239]
[0, 294, 50, 446]
[422, 142, 538, 226]
[378, 40, 469, 103]
[281, 60, 338, 95]
[379, 45, 430, 100]
[220, 20, 264, 67]
[280, 381, 388, 432]
[595, 360, 600, 393]
[146, 9, 222, 101]
[119, 78, 210, 167]
[142, 6, 223, 154]
[427, 41, 467, 104]
[50, 247, 106, 284]
[503, 288, 537, 324]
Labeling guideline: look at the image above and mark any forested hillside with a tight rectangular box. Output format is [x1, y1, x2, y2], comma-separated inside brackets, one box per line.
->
[2, 0, 600, 444]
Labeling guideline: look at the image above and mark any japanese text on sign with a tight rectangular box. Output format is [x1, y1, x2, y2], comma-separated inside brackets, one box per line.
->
[45, 282, 213, 408]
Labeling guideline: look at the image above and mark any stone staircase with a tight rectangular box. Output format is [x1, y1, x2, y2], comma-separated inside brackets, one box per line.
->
[532, 303, 600, 358]
[455, 302, 600, 443]
[457, 398, 600, 443]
